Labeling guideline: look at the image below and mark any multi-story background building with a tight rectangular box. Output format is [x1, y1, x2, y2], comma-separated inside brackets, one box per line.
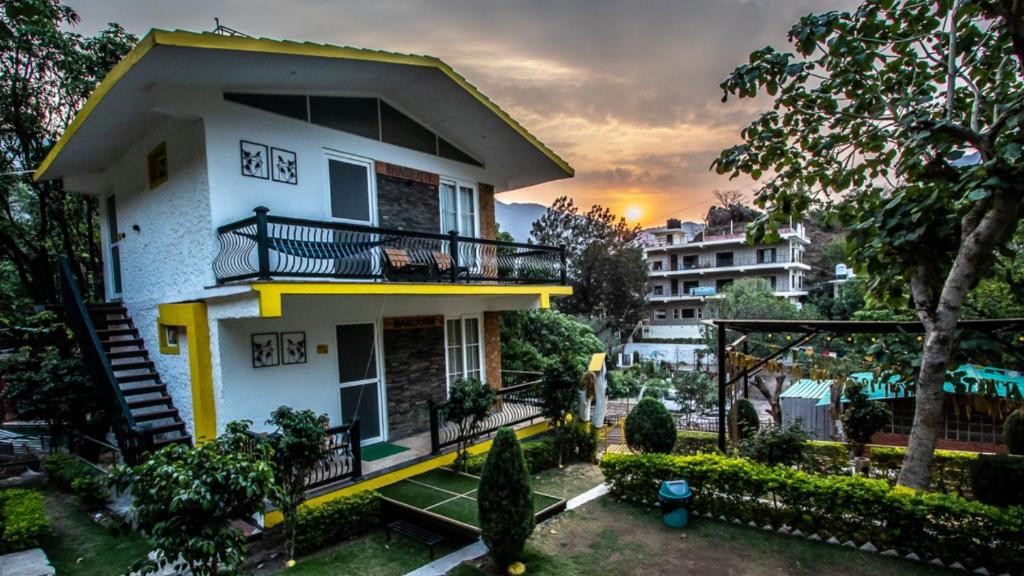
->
[642, 217, 811, 338]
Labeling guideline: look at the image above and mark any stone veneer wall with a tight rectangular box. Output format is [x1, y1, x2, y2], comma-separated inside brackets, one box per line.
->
[478, 182, 496, 240]
[376, 173, 440, 234]
[382, 323, 447, 440]
[484, 311, 502, 389]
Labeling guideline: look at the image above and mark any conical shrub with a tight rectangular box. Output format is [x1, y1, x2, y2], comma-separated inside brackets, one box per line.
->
[624, 397, 676, 453]
[478, 427, 535, 569]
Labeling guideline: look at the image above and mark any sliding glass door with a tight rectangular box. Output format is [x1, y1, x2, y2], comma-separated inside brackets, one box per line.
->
[337, 322, 384, 444]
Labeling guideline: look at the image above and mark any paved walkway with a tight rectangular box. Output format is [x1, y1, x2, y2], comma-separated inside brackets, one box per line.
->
[403, 482, 609, 576]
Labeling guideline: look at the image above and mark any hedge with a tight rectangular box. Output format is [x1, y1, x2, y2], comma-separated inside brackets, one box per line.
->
[673, 431, 848, 476]
[293, 490, 380, 555]
[0, 489, 50, 552]
[866, 446, 977, 497]
[600, 453, 1024, 573]
[465, 429, 596, 476]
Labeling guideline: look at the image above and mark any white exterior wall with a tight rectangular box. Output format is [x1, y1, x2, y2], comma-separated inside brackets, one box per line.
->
[201, 91, 497, 228]
[209, 293, 525, 435]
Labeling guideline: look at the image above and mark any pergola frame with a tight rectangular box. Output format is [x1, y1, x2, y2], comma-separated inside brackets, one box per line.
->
[708, 318, 1024, 452]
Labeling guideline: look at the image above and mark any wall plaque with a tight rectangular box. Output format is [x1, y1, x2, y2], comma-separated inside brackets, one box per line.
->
[375, 161, 440, 187]
[383, 315, 444, 331]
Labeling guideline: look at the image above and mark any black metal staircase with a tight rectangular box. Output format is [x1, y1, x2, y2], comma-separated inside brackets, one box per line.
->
[59, 258, 191, 465]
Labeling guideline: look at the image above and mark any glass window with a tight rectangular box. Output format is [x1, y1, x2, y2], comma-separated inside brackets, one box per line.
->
[380, 101, 436, 154]
[310, 96, 379, 139]
[328, 157, 372, 223]
[654, 309, 666, 319]
[446, 316, 484, 388]
[224, 93, 308, 121]
[439, 180, 477, 236]
[716, 252, 734, 267]
[336, 323, 378, 383]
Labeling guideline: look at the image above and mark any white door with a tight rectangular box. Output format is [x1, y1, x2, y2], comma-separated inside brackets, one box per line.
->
[105, 193, 123, 300]
[337, 322, 385, 444]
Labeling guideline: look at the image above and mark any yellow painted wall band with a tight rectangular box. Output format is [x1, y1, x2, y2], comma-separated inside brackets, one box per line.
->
[157, 303, 216, 443]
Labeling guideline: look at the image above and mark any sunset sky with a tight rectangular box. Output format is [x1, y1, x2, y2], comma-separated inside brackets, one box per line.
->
[70, 0, 852, 227]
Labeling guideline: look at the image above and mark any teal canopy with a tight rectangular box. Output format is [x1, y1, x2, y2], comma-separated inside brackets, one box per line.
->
[813, 364, 1024, 407]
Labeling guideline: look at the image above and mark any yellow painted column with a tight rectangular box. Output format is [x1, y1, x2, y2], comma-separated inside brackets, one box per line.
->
[157, 302, 216, 443]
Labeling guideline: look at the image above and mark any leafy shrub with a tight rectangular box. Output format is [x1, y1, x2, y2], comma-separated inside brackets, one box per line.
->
[293, 490, 381, 555]
[563, 420, 598, 463]
[624, 398, 676, 454]
[0, 489, 49, 552]
[478, 428, 534, 570]
[868, 446, 977, 497]
[801, 441, 849, 476]
[464, 430, 595, 476]
[730, 398, 759, 441]
[1005, 408, 1024, 455]
[674, 430, 720, 455]
[444, 378, 497, 472]
[41, 453, 109, 510]
[600, 453, 1024, 573]
[738, 423, 808, 466]
[839, 381, 891, 456]
[970, 454, 1024, 507]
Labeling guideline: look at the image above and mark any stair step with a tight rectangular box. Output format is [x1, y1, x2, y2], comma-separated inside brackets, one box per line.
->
[101, 338, 145, 350]
[144, 421, 186, 435]
[153, 435, 192, 448]
[111, 361, 155, 372]
[92, 316, 133, 327]
[117, 372, 159, 384]
[97, 327, 139, 338]
[107, 349, 149, 360]
[127, 396, 172, 409]
[133, 408, 179, 422]
[120, 384, 166, 396]
[87, 302, 126, 310]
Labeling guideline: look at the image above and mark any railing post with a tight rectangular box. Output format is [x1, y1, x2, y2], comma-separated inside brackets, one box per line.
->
[350, 420, 362, 478]
[559, 244, 567, 285]
[429, 401, 441, 454]
[254, 206, 272, 280]
[448, 230, 460, 284]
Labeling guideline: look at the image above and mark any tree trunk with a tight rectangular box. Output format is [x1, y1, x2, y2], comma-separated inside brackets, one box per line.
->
[899, 191, 1021, 488]
[750, 375, 784, 426]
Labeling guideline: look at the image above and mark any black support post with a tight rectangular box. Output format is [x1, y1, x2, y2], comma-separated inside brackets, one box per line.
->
[448, 230, 460, 284]
[718, 323, 728, 452]
[254, 206, 271, 280]
[429, 400, 441, 454]
[350, 419, 362, 479]
[559, 244, 567, 285]
[742, 339, 749, 399]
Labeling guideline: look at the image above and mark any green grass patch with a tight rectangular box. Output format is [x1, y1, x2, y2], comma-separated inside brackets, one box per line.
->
[287, 530, 462, 576]
[532, 493, 562, 514]
[42, 490, 151, 576]
[377, 481, 452, 509]
[428, 496, 480, 528]
[416, 468, 480, 493]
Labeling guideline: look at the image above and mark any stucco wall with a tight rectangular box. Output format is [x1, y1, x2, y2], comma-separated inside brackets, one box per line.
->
[96, 117, 213, 304]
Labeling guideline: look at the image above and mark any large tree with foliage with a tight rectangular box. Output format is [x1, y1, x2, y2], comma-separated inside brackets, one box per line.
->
[714, 0, 1024, 488]
[109, 421, 276, 576]
[531, 196, 647, 330]
[499, 309, 604, 373]
[0, 1, 136, 311]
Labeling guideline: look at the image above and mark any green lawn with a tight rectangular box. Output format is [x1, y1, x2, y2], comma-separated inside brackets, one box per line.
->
[280, 530, 463, 576]
[42, 490, 152, 576]
[452, 495, 956, 576]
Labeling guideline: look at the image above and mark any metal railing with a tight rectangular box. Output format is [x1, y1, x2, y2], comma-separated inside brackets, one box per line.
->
[307, 421, 362, 488]
[58, 257, 154, 466]
[429, 379, 545, 453]
[214, 207, 567, 285]
[653, 253, 802, 273]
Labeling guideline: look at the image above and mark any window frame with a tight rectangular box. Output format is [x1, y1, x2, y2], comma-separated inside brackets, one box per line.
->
[438, 178, 480, 237]
[443, 313, 486, 394]
[322, 149, 377, 226]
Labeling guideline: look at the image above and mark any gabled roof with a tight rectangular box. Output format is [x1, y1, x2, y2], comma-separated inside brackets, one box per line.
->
[35, 29, 574, 190]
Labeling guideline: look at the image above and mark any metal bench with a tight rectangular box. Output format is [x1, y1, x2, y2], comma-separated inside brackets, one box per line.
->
[386, 520, 444, 559]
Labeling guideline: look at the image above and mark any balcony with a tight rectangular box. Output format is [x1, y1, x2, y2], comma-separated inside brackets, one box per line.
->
[650, 253, 807, 276]
[214, 207, 567, 285]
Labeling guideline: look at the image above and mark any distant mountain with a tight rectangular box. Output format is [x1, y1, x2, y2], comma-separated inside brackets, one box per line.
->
[495, 200, 548, 243]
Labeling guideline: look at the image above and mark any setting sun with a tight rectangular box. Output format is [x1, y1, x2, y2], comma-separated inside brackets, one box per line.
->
[625, 206, 643, 221]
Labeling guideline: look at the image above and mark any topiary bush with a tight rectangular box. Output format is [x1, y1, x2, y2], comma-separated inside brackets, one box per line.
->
[624, 397, 676, 454]
[0, 489, 49, 553]
[478, 427, 534, 570]
[293, 490, 381, 555]
[738, 423, 808, 467]
[1004, 408, 1024, 455]
[970, 454, 1024, 508]
[840, 380, 891, 456]
[730, 398, 760, 441]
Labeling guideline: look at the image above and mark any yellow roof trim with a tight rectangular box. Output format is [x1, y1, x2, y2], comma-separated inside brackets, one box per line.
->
[35, 29, 574, 182]
[251, 282, 573, 317]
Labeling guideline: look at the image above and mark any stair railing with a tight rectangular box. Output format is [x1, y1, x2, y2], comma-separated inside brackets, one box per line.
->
[58, 257, 154, 465]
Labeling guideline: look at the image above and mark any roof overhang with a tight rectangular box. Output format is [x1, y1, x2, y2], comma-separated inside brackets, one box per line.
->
[35, 29, 573, 190]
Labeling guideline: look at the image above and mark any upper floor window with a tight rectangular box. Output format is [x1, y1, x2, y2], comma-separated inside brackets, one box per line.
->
[682, 255, 698, 269]
[716, 252, 734, 267]
[440, 180, 477, 236]
[683, 280, 699, 294]
[225, 92, 483, 167]
[326, 152, 374, 225]
[652, 261, 663, 271]
[716, 278, 734, 291]
[757, 248, 777, 264]
[762, 275, 777, 290]
[653, 285, 664, 296]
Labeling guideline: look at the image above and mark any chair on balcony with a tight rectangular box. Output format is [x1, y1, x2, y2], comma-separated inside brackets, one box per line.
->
[383, 247, 432, 281]
[431, 251, 469, 281]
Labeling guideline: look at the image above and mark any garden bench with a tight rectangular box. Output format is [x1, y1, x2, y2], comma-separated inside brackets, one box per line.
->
[386, 520, 444, 559]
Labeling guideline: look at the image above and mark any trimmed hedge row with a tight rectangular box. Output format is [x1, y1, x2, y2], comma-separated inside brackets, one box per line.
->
[866, 446, 976, 497]
[673, 431, 848, 476]
[293, 490, 380, 555]
[0, 489, 50, 552]
[465, 428, 597, 476]
[600, 453, 1024, 572]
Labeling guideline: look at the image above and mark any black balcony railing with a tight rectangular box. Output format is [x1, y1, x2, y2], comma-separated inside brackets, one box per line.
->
[429, 378, 545, 453]
[654, 253, 801, 272]
[214, 207, 567, 285]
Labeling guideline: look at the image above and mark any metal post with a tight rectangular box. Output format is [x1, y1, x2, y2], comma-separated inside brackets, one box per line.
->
[448, 230, 460, 284]
[254, 206, 271, 280]
[717, 323, 727, 452]
[350, 419, 362, 478]
[559, 244, 567, 285]
[743, 339, 749, 399]
[429, 401, 441, 454]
